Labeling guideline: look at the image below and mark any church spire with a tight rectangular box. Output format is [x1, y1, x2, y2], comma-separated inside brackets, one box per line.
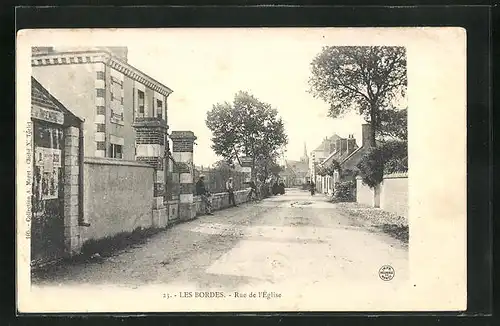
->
[301, 142, 309, 163]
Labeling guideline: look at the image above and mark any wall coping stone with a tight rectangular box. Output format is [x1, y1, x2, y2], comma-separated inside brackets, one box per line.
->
[32, 50, 173, 96]
[383, 172, 408, 179]
[132, 117, 168, 129]
[356, 172, 408, 180]
[170, 130, 197, 141]
[193, 189, 251, 201]
[166, 200, 179, 205]
[84, 157, 154, 168]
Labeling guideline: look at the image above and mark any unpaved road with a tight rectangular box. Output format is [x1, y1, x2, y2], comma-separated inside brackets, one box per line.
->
[33, 188, 408, 308]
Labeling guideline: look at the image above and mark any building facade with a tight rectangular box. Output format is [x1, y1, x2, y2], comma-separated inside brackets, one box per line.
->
[309, 134, 341, 184]
[30, 77, 84, 265]
[31, 47, 173, 160]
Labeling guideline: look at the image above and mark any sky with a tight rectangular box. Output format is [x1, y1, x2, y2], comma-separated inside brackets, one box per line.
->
[126, 29, 365, 166]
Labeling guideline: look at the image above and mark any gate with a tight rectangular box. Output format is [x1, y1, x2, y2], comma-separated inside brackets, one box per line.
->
[31, 121, 65, 265]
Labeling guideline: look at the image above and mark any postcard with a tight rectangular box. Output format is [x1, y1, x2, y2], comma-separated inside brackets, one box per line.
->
[16, 27, 467, 313]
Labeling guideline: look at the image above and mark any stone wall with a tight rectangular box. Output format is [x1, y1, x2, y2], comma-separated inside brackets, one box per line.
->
[356, 178, 379, 208]
[379, 173, 408, 218]
[356, 172, 408, 218]
[81, 157, 155, 242]
[195, 189, 251, 216]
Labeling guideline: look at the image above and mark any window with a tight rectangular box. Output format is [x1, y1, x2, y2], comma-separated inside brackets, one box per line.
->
[121, 97, 124, 105]
[96, 141, 106, 151]
[96, 71, 105, 80]
[157, 99, 163, 119]
[110, 144, 123, 159]
[96, 88, 105, 98]
[96, 106, 105, 115]
[96, 124, 105, 132]
[138, 90, 145, 114]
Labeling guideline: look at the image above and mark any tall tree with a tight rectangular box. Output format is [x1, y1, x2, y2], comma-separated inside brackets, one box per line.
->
[377, 107, 407, 141]
[206, 91, 288, 179]
[308, 46, 407, 146]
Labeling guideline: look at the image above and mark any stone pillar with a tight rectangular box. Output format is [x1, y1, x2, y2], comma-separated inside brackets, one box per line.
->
[132, 117, 168, 227]
[63, 126, 81, 255]
[170, 131, 197, 221]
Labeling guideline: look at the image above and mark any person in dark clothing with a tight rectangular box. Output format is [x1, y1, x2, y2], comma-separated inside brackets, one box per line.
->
[272, 181, 279, 195]
[279, 181, 285, 195]
[247, 179, 259, 201]
[196, 175, 213, 215]
[309, 181, 316, 195]
[225, 177, 237, 207]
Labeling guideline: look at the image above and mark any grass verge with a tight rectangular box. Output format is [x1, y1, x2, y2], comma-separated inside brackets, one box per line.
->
[333, 202, 409, 245]
[31, 226, 164, 280]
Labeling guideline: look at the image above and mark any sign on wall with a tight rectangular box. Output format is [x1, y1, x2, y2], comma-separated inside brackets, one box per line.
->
[34, 147, 62, 200]
[240, 156, 253, 168]
[31, 105, 64, 125]
[239, 166, 252, 182]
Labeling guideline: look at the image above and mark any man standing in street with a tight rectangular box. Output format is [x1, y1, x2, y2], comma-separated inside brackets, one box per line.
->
[247, 179, 259, 201]
[196, 174, 213, 215]
[225, 177, 238, 207]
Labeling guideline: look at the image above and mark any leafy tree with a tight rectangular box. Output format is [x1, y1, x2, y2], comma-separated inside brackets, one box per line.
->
[378, 107, 407, 141]
[308, 46, 407, 146]
[357, 140, 408, 188]
[206, 91, 288, 179]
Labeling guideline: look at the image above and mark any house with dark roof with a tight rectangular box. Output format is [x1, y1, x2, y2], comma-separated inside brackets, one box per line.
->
[315, 134, 358, 194]
[313, 124, 377, 194]
[339, 123, 380, 173]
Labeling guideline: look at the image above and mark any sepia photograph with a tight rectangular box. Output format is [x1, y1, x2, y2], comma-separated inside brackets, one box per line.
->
[16, 28, 467, 313]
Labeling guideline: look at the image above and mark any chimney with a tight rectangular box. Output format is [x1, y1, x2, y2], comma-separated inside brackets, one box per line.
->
[340, 139, 348, 155]
[335, 139, 342, 154]
[362, 123, 374, 147]
[346, 137, 357, 155]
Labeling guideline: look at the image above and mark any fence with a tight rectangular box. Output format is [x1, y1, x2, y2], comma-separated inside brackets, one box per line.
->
[193, 167, 247, 194]
[165, 156, 179, 201]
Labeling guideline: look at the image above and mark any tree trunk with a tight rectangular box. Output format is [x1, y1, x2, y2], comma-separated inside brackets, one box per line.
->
[251, 157, 256, 181]
[370, 103, 377, 147]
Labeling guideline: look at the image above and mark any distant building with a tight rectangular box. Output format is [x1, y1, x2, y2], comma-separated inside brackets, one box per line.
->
[31, 47, 172, 160]
[315, 124, 377, 194]
[309, 134, 341, 182]
[316, 134, 359, 194]
[281, 143, 310, 187]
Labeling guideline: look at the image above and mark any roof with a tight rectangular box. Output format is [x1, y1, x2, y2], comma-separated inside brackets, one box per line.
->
[339, 140, 381, 169]
[320, 149, 340, 166]
[32, 49, 173, 97]
[285, 159, 309, 172]
[312, 134, 341, 153]
[31, 77, 83, 126]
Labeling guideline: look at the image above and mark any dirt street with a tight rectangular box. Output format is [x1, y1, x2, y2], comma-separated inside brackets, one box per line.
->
[33, 189, 408, 302]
